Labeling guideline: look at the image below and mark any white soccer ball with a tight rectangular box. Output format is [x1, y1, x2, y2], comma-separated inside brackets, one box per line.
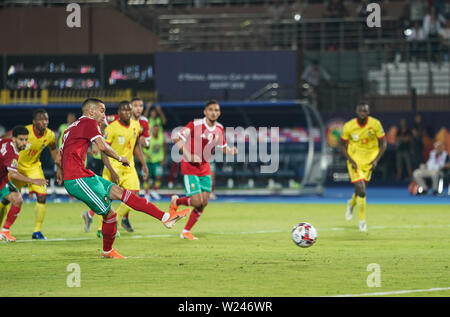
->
[291, 222, 317, 248]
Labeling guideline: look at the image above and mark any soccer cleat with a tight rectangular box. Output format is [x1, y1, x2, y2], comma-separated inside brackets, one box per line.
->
[180, 231, 198, 240]
[0, 230, 16, 242]
[82, 211, 93, 233]
[163, 196, 188, 229]
[121, 217, 134, 232]
[345, 200, 354, 221]
[32, 231, 47, 240]
[102, 249, 127, 259]
[359, 220, 368, 232]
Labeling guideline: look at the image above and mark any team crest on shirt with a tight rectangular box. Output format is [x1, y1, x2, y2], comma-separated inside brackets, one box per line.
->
[351, 133, 359, 141]
[11, 159, 18, 169]
[368, 129, 374, 137]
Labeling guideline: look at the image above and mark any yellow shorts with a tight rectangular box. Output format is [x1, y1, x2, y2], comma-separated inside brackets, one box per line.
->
[102, 167, 140, 191]
[347, 160, 373, 183]
[11, 167, 47, 196]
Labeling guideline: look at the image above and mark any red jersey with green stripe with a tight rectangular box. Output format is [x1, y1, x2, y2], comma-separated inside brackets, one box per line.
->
[0, 138, 19, 189]
[60, 116, 103, 180]
[177, 118, 227, 176]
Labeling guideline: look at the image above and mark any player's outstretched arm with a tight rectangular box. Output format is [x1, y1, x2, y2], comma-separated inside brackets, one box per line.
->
[172, 135, 200, 163]
[94, 137, 130, 167]
[9, 170, 47, 186]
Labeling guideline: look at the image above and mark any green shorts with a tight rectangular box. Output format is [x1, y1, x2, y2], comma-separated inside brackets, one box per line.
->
[147, 162, 163, 178]
[0, 182, 18, 201]
[64, 175, 115, 216]
[183, 174, 212, 197]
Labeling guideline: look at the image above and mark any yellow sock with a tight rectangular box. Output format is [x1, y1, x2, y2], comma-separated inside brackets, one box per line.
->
[116, 203, 132, 223]
[34, 202, 47, 232]
[350, 193, 357, 207]
[0, 201, 7, 228]
[97, 215, 103, 231]
[356, 196, 367, 222]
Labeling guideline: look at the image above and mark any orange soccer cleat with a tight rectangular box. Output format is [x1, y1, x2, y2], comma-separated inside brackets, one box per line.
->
[102, 249, 127, 259]
[180, 231, 199, 240]
[0, 230, 16, 242]
[163, 195, 189, 229]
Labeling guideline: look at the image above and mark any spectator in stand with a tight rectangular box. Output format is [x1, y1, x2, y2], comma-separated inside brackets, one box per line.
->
[409, 0, 427, 23]
[413, 141, 449, 195]
[411, 113, 426, 170]
[407, 21, 427, 61]
[356, 0, 370, 18]
[301, 59, 334, 109]
[323, 0, 348, 50]
[396, 118, 413, 181]
[323, 0, 348, 18]
[423, 5, 446, 61]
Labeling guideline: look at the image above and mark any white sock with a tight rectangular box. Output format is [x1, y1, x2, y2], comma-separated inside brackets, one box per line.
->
[161, 213, 170, 223]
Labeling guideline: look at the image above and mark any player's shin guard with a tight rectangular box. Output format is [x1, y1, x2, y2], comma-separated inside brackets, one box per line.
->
[2, 205, 21, 231]
[34, 202, 46, 232]
[184, 208, 203, 231]
[121, 189, 165, 221]
[102, 212, 117, 252]
[356, 196, 366, 221]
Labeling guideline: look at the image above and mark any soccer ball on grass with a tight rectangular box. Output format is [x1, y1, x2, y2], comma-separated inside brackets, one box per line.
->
[291, 222, 317, 248]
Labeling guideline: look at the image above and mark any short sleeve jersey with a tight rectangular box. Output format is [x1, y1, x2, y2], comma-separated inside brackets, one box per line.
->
[0, 138, 19, 189]
[104, 119, 140, 170]
[60, 116, 103, 180]
[18, 124, 56, 171]
[341, 116, 385, 164]
[177, 118, 227, 176]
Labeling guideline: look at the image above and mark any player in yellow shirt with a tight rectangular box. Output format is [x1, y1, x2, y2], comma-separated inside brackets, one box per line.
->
[82, 101, 148, 237]
[340, 102, 387, 232]
[7, 109, 58, 240]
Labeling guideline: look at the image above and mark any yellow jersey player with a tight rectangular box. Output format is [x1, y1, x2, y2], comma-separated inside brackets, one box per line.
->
[82, 101, 148, 237]
[10, 109, 57, 240]
[340, 102, 387, 232]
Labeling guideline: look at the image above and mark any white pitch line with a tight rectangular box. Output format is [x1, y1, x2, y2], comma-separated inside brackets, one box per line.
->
[3, 223, 450, 243]
[328, 287, 450, 297]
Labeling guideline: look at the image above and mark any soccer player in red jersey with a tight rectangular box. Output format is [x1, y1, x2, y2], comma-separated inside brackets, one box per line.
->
[172, 100, 237, 240]
[0, 126, 47, 242]
[56, 98, 189, 258]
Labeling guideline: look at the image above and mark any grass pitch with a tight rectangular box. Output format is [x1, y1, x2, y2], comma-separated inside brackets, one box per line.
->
[0, 200, 449, 297]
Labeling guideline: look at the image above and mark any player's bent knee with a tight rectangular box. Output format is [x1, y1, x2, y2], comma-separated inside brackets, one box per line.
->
[9, 193, 23, 207]
[109, 185, 124, 201]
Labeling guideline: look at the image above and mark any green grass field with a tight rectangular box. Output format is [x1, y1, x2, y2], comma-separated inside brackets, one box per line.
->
[0, 200, 449, 297]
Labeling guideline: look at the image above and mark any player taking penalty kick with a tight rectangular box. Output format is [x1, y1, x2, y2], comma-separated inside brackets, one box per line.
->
[172, 100, 237, 240]
[56, 98, 188, 258]
[340, 102, 387, 232]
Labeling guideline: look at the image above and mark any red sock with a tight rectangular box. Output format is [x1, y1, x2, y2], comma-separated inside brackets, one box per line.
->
[2, 205, 21, 230]
[176, 196, 191, 207]
[121, 190, 165, 221]
[88, 210, 95, 218]
[184, 208, 203, 231]
[102, 212, 117, 252]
